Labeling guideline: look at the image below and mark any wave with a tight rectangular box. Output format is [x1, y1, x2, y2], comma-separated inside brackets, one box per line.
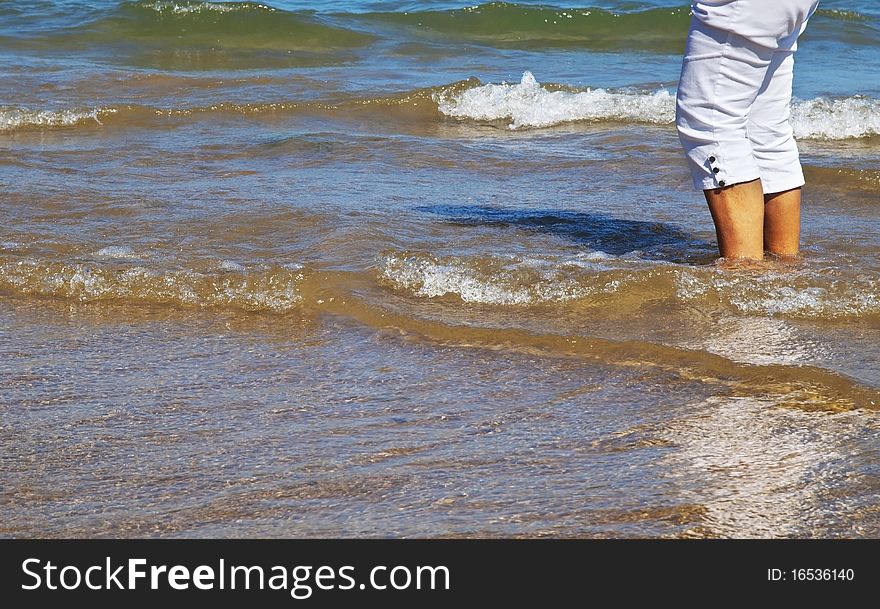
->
[4, 2, 693, 54]
[814, 8, 873, 22]
[435, 71, 674, 129]
[0, 107, 117, 131]
[806, 8, 880, 47]
[4, 73, 879, 141]
[357, 2, 692, 51]
[106, 0, 367, 52]
[1, 249, 878, 405]
[83, 0, 372, 50]
[378, 249, 600, 305]
[436, 71, 880, 140]
[0, 78, 475, 132]
[376, 250, 880, 321]
[4, 243, 877, 321]
[3, 1, 877, 62]
[790, 96, 880, 140]
[5, 1, 374, 69]
[136, 1, 273, 15]
[357, 3, 878, 51]
[0, 256, 306, 313]
[803, 165, 880, 190]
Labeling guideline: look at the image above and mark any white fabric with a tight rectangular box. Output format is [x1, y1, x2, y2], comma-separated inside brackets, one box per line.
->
[675, 2, 818, 193]
[692, 0, 820, 50]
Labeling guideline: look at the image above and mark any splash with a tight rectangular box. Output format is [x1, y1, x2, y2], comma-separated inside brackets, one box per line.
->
[791, 96, 880, 139]
[435, 71, 674, 130]
[136, 1, 275, 15]
[0, 257, 305, 313]
[0, 107, 116, 131]
[377, 251, 596, 305]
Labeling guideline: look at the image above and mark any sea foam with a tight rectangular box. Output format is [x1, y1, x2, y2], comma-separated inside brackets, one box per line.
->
[790, 96, 880, 139]
[137, 1, 274, 15]
[0, 258, 305, 312]
[378, 251, 616, 305]
[435, 71, 673, 130]
[95, 246, 140, 260]
[0, 107, 116, 131]
[378, 249, 880, 319]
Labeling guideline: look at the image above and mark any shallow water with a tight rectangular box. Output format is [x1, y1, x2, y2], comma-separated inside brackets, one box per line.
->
[1, 0, 879, 538]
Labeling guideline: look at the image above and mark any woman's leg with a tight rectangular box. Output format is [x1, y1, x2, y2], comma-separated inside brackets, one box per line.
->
[763, 187, 801, 257]
[703, 179, 766, 260]
[748, 51, 804, 258]
[676, 22, 775, 260]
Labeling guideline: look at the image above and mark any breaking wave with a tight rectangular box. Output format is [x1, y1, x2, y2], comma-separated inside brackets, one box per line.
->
[436, 71, 880, 140]
[0, 256, 306, 313]
[377, 249, 880, 320]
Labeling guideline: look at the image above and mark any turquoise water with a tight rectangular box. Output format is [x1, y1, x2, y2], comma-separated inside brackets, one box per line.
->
[1, 2, 879, 538]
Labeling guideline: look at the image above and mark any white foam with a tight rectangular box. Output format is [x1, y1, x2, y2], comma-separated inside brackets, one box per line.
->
[0, 107, 116, 131]
[436, 72, 880, 139]
[0, 258, 304, 312]
[381, 252, 879, 318]
[218, 259, 245, 271]
[378, 252, 595, 305]
[436, 71, 673, 130]
[139, 1, 274, 14]
[675, 267, 880, 319]
[95, 246, 139, 260]
[380, 253, 530, 304]
[791, 96, 880, 140]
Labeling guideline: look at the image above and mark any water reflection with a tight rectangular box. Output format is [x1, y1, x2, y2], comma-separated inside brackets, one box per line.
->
[689, 316, 830, 366]
[658, 396, 866, 538]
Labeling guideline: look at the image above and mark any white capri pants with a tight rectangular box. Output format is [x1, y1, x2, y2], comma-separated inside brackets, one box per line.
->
[676, 0, 820, 193]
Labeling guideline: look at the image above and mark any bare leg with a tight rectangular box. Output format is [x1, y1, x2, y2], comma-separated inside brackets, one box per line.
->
[703, 178, 765, 260]
[763, 187, 801, 257]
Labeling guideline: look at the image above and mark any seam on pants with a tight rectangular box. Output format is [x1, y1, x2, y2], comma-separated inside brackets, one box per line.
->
[707, 28, 735, 188]
[707, 0, 749, 190]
